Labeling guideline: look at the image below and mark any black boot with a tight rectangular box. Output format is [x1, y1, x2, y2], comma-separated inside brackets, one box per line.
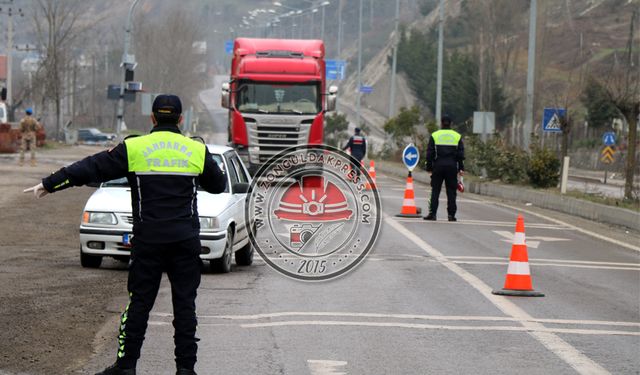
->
[177, 368, 197, 375]
[423, 214, 436, 221]
[448, 216, 457, 222]
[95, 363, 136, 375]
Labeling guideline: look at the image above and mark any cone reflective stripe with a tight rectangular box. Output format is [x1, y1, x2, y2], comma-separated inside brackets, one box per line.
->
[492, 215, 544, 297]
[364, 160, 377, 190]
[396, 174, 422, 218]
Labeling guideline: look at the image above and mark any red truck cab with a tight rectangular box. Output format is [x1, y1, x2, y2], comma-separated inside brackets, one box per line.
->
[221, 38, 337, 174]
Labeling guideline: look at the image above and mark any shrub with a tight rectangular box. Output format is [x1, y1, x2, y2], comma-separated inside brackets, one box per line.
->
[465, 135, 529, 184]
[528, 146, 560, 188]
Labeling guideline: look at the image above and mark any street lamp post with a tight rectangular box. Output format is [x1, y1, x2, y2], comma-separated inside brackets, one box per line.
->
[356, 0, 363, 127]
[0, 1, 24, 115]
[389, 0, 400, 118]
[320, 1, 330, 41]
[116, 0, 141, 140]
[435, 0, 444, 122]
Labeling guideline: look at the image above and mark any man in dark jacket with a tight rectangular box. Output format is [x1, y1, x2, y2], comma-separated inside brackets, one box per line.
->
[24, 95, 226, 375]
[343, 127, 367, 175]
[424, 115, 465, 222]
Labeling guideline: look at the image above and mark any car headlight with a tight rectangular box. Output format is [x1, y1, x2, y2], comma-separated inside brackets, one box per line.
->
[82, 211, 117, 225]
[199, 216, 220, 230]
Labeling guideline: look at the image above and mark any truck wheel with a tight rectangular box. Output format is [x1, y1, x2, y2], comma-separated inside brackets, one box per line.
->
[210, 228, 233, 273]
[80, 248, 102, 268]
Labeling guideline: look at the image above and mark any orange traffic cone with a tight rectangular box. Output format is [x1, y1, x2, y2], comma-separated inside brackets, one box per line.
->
[364, 160, 377, 190]
[492, 215, 544, 297]
[396, 173, 422, 218]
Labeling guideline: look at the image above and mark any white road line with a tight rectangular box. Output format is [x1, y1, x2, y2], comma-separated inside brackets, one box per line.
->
[150, 311, 640, 327]
[489, 201, 640, 253]
[453, 261, 640, 271]
[448, 256, 640, 267]
[239, 320, 640, 337]
[307, 360, 348, 375]
[384, 214, 611, 375]
[393, 218, 572, 230]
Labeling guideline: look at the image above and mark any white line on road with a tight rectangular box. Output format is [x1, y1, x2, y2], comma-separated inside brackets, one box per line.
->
[453, 260, 640, 271]
[384, 214, 611, 375]
[150, 311, 640, 327]
[393, 218, 573, 230]
[307, 360, 348, 375]
[447, 256, 640, 267]
[239, 320, 640, 337]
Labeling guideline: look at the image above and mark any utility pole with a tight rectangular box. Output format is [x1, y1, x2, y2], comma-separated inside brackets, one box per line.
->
[389, 0, 400, 118]
[356, 0, 363, 127]
[116, 0, 140, 140]
[0, 2, 24, 116]
[435, 0, 444, 122]
[523, 0, 538, 150]
[337, 0, 343, 57]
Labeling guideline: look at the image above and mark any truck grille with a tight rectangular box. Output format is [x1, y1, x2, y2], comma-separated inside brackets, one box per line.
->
[246, 117, 313, 163]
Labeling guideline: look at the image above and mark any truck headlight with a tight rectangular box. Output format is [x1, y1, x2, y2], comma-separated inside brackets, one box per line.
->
[82, 211, 117, 225]
[249, 146, 260, 164]
[199, 217, 220, 230]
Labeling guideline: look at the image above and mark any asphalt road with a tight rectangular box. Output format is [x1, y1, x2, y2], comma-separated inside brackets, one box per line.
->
[83, 173, 640, 375]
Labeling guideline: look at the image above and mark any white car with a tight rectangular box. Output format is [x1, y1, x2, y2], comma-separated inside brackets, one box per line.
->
[79, 145, 254, 273]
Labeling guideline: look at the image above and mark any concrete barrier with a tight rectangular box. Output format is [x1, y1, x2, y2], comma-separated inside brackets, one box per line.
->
[376, 161, 639, 231]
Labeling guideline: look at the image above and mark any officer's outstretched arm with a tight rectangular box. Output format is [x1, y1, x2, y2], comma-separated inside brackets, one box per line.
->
[37, 143, 129, 194]
[200, 149, 227, 194]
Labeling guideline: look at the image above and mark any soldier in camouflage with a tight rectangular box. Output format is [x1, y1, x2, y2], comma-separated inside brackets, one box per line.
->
[19, 108, 39, 166]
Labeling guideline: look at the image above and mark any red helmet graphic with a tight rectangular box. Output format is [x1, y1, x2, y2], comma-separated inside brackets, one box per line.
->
[274, 175, 353, 221]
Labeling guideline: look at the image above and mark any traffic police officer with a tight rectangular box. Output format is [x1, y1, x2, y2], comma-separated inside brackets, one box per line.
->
[19, 108, 39, 166]
[343, 127, 367, 175]
[424, 115, 465, 222]
[24, 95, 226, 375]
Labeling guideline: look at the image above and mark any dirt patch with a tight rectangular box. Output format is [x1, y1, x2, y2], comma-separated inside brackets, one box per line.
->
[0, 149, 128, 375]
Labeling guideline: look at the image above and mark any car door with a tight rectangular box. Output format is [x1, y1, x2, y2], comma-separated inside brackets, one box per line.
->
[224, 151, 244, 246]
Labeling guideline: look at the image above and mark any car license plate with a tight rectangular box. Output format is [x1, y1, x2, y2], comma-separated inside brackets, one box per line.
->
[123, 233, 134, 246]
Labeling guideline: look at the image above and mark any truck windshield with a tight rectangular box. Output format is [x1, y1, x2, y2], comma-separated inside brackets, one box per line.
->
[236, 81, 320, 115]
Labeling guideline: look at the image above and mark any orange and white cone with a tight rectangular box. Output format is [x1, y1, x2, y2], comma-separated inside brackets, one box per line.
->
[364, 160, 377, 190]
[396, 173, 422, 218]
[492, 215, 544, 297]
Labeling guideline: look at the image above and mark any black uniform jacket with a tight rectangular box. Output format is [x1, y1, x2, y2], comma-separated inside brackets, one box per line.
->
[42, 125, 226, 243]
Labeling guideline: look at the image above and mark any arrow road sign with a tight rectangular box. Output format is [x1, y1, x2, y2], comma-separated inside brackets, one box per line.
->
[542, 108, 565, 132]
[601, 146, 615, 164]
[402, 144, 420, 172]
[602, 132, 616, 146]
[493, 231, 570, 249]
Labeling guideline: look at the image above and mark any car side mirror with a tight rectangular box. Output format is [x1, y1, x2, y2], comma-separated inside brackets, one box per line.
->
[326, 85, 338, 112]
[232, 182, 250, 194]
[221, 82, 230, 109]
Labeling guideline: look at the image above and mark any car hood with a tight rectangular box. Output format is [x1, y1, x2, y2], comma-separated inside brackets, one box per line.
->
[83, 187, 236, 217]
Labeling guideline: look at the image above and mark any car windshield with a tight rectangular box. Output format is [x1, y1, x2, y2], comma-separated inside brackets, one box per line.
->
[102, 177, 129, 187]
[236, 81, 320, 115]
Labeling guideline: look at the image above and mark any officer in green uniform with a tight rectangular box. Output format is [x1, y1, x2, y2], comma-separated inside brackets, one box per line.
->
[424, 115, 465, 221]
[24, 95, 226, 375]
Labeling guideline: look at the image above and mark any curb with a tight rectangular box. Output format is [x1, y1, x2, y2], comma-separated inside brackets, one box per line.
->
[376, 162, 640, 231]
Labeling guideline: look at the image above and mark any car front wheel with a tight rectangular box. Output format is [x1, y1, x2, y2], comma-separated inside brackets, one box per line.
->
[80, 248, 102, 268]
[210, 227, 233, 273]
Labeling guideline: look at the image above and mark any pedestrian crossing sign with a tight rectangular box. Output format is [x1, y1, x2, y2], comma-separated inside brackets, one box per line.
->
[542, 108, 565, 133]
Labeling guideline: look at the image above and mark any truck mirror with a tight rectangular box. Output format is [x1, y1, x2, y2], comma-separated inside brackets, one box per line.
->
[326, 85, 338, 112]
[221, 82, 230, 109]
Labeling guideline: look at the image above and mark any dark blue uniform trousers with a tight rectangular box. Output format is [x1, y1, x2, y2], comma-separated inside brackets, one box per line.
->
[117, 237, 201, 370]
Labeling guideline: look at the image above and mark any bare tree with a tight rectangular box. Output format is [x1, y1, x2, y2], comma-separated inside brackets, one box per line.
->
[32, 0, 87, 140]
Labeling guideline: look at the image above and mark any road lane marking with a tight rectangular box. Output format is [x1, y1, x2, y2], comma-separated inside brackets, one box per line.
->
[150, 311, 640, 327]
[384, 214, 611, 374]
[238, 320, 640, 337]
[393, 218, 574, 230]
[489, 202, 640, 253]
[493, 230, 571, 249]
[307, 360, 348, 375]
[453, 261, 640, 271]
[446, 256, 640, 267]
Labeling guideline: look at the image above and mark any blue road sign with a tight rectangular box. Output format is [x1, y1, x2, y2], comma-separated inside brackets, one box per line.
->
[602, 132, 616, 146]
[542, 108, 566, 133]
[326, 60, 346, 80]
[359, 85, 374, 94]
[225, 40, 234, 55]
[402, 144, 420, 172]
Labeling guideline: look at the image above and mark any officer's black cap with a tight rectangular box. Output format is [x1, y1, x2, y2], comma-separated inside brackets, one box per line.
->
[355, 127, 361, 133]
[441, 114, 452, 125]
[152, 94, 182, 116]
